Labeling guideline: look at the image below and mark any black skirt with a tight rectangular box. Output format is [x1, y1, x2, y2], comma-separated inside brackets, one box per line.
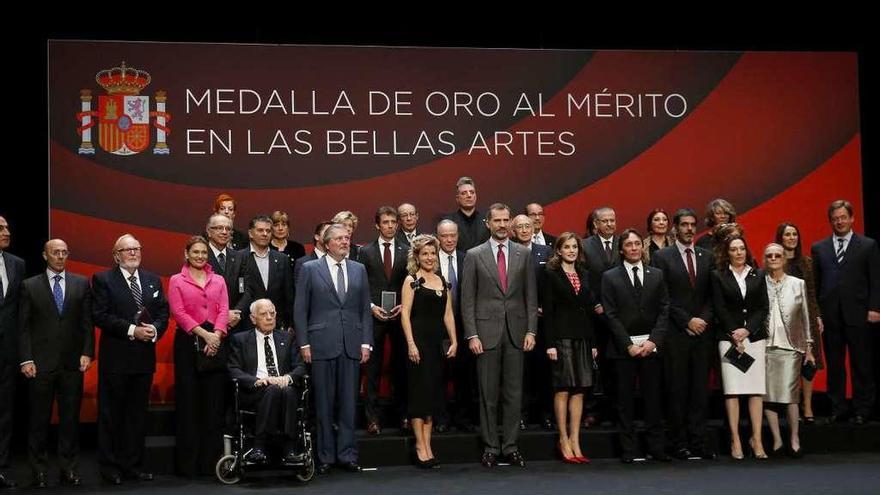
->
[552, 339, 593, 389]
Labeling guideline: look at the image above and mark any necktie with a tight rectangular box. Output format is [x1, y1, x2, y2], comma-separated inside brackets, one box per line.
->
[447, 254, 458, 305]
[52, 274, 64, 315]
[632, 266, 642, 292]
[217, 251, 226, 273]
[335, 262, 347, 301]
[264, 335, 279, 377]
[383, 242, 392, 280]
[836, 238, 846, 263]
[129, 275, 143, 308]
[604, 240, 612, 264]
[0, 255, 6, 303]
[497, 244, 508, 292]
[685, 248, 696, 288]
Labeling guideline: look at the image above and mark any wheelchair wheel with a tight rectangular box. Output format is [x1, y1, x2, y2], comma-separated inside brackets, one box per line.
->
[294, 452, 315, 483]
[215, 454, 242, 485]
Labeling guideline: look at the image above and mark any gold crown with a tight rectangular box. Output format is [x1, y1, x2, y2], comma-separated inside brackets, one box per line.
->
[95, 61, 151, 95]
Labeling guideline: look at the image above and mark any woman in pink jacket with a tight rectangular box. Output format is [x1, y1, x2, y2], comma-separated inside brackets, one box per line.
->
[168, 235, 229, 476]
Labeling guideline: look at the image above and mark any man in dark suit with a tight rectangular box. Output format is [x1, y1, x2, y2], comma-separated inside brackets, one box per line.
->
[526, 203, 556, 248]
[812, 199, 880, 425]
[228, 299, 307, 463]
[0, 215, 25, 488]
[651, 208, 716, 460]
[206, 214, 250, 334]
[461, 204, 538, 468]
[435, 219, 471, 431]
[395, 203, 420, 246]
[511, 214, 553, 430]
[357, 206, 410, 434]
[18, 239, 93, 487]
[295, 224, 372, 473]
[240, 216, 295, 331]
[602, 229, 670, 463]
[92, 234, 169, 484]
[441, 176, 490, 252]
[293, 221, 332, 292]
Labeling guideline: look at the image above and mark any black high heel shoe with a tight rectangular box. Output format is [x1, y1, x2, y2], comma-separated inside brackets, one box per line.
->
[748, 438, 768, 460]
[786, 446, 803, 459]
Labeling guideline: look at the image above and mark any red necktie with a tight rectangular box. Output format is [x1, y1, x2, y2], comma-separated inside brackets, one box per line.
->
[685, 248, 696, 288]
[383, 242, 392, 280]
[497, 244, 508, 292]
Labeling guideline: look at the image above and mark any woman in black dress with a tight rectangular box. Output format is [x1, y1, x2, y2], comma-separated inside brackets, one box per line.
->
[400, 235, 457, 468]
[543, 232, 598, 463]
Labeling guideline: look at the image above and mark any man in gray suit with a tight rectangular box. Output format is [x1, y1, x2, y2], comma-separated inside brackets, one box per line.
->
[294, 224, 372, 474]
[461, 204, 538, 468]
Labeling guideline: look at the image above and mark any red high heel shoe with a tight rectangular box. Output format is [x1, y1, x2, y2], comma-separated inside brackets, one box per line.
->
[573, 455, 591, 464]
[557, 443, 580, 464]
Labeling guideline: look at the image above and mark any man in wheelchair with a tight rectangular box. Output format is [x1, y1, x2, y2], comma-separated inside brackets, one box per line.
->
[228, 299, 306, 465]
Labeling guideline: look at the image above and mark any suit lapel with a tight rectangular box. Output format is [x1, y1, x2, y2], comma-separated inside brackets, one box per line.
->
[245, 332, 258, 374]
[273, 331, 288, 372]
[840, 234, 859, 267]
[316, 258, 341, 304]
[724, 269, 746, 302]
[478, 243, 503, 292]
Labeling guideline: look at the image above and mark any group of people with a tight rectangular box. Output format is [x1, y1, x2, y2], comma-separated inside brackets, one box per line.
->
[0, 178, 878, 487]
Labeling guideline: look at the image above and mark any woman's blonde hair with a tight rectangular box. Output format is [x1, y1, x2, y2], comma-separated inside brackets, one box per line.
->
[406, 234, 441, 276]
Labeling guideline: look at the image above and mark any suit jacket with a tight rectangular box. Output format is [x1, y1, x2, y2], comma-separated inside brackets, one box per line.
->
[208, 247, 251, 330]
[461, 240, 538, 350]
[394, 229, 419, 247]
[811, 233, 880, 327]
[19, 272, 94, 371]
[227, 329, 305, 390]
[91, 267, 169, 374]
[294, 258, 373, 360]
[293, 252, 318, 291]
[357, 239, 409, 305]
[0, 251, 25, 362]
[542, 266, 596, 345]
[651, 245, 714, 336]
[601, 264, 669, 359]
[582, 235, 620, 300]
[240, 248, 295, 330]
[536, 231, 556, 249]
[230, 229, 248, 251]
[526, 243, 551, 307]
[711, 267, 769, 342]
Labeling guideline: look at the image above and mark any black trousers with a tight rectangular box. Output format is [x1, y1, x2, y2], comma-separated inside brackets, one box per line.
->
[664, 331, 712, 451]
[824, 306, 876, 417]
[614, 356, 665, 456]
[174, 331, 227, 476]
[27, 367, 83, 474]
[365, 319, 407, 424]
[241, 384, 299, 445]
[97, 372, 152, 476]
[0, 362, 15, 468]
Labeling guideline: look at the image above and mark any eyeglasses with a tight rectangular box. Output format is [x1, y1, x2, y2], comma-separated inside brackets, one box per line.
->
[513, 225, 533, 231]
[116, 247, 142, 254]
[209, 226, 232, 231]
[765, 253, 783, 259]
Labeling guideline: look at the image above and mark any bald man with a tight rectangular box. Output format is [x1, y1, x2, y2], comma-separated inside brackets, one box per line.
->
[19, 240, 94, 487]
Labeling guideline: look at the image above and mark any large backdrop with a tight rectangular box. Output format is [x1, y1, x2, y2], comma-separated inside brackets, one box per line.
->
[48, 41, 863, 420]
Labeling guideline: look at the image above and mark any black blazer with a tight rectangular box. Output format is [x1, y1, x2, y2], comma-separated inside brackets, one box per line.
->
[357, 239, 409, 305]
[711, 267, 769, 342]
[0, 251, 25, 362]
[227, 329, 305, 391]
[208, 247, 251, 330]
[811, 233, 880, 327]
[539, 232, 557, 249]
[439, 249, 467, 326]
[542, 266, 596, 345]
[19, 272, 94, 371]
[651, 245, 714, 336]
[529, 243, 552, 307]
[230, 229, 248, 251]
[240, 248, 295, 330]
[270, 241, 306, 274]
[582, 235, 620, 300]
[601, 264, 669, 359]
[91, 268, 169, 374]
[394, 229, 419, 247]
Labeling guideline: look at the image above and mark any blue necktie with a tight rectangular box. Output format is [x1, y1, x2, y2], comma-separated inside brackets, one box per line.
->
[52, 274, 64, 314]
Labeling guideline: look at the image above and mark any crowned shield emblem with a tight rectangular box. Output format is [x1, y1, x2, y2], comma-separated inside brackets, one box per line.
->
[98, 95, 150, 155]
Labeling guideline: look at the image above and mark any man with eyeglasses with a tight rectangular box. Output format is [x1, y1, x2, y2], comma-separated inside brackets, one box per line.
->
[525, 203, 556, 248]
[395, 203, 420, 246]
[91, 234, 169, 485]
[206, 214, 250, 334]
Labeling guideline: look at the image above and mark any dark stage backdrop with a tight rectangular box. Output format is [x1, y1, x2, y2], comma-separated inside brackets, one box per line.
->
[47, 41, 863, 420]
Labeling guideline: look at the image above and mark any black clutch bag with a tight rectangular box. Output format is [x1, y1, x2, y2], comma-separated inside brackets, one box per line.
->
[801, 360, 817, 381]
[193, 322, 228, 373]
[723, 345, 755, 373]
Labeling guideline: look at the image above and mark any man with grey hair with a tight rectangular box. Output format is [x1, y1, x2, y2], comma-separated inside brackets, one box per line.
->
[206, 214, 249, 334]
[395, 203, 420, 246]
[442, 176, 490, 252]
[92, 234, 168, 484]
[295, 224, 372, 473]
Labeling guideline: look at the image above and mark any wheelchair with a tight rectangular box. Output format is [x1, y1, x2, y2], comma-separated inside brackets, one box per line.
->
[215, 376, 316, 484]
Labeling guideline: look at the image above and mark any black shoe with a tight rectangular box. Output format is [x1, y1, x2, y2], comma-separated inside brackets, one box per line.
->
[316, 463, 331, 475]
[414, 457, 434, 469]
[283, 450, 305, 464]
[786, 446, 804, 459]
[518, 420, 526, 431]
[673, 448, 692, 460]
[851, 415, 866, 425]
[366, 422, 381, 436]
[338, 461, 362, 473]
[506, 451, 526, 467]
[480, 452, 497, 468]
[244, 448, 268, 464]
[691, 448, 717, 460]
[123, 470, 154, 481]
[647, 452, 671, 462]
[60, 470, 82, 486]
[829, 411, 849, 424]
[32, 472, 48, 488]
[620, 454, 636, 464]
[803, 416, 816, 426]
[434, 423, 449, 433]
[101, 472, 123, 485]
[427, 457, 440, 468]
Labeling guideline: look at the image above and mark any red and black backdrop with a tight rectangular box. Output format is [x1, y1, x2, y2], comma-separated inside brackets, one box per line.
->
[46, 41, 863, 420]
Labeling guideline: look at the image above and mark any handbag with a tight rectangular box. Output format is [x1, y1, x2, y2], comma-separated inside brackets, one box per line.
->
[193, 322, 228, 372]
[723, 345, 755, 373]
